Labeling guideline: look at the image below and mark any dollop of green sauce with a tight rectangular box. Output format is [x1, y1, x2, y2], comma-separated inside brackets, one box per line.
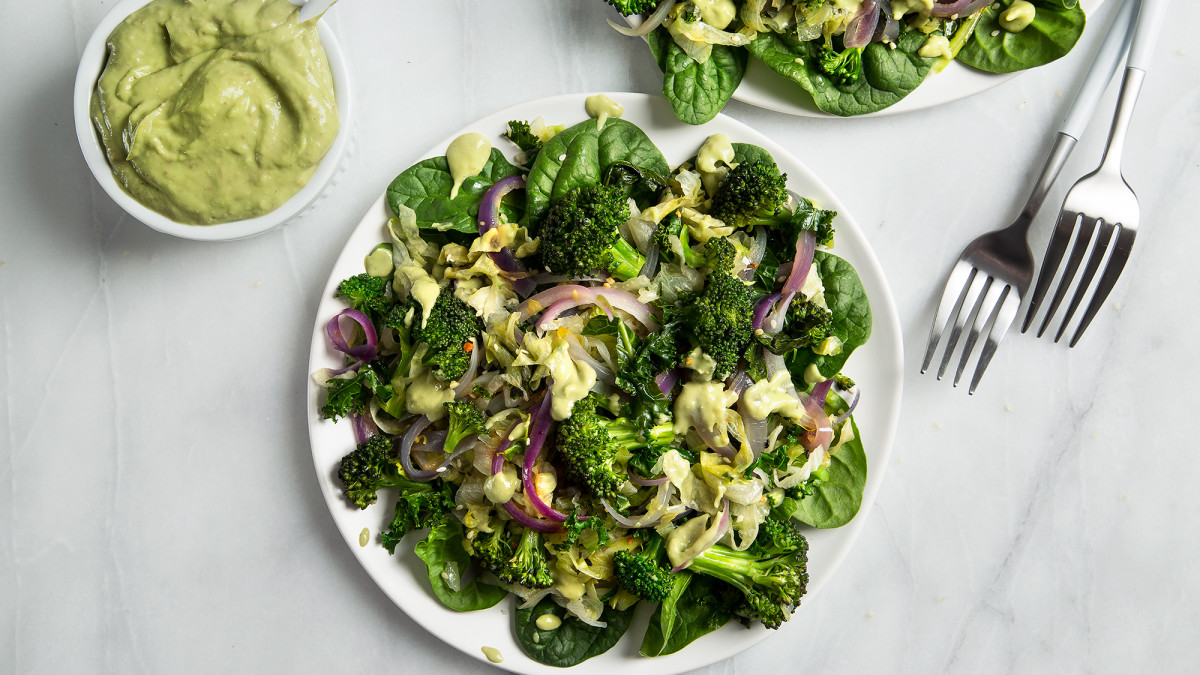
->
[90, 0, 339, 225]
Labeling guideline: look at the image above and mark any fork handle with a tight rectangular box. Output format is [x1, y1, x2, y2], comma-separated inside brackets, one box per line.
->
[1127, 0, 1170, 72]
[1059, 0, 1138, 141]
[1098, 0, 1171, 169]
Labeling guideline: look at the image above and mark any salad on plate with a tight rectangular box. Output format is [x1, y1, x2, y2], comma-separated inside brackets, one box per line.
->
[602, 0, 1088, 119]
[313, 96, 873, 666]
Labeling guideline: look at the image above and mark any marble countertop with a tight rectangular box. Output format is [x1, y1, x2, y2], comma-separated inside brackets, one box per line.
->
[4, 1, 1199, 672]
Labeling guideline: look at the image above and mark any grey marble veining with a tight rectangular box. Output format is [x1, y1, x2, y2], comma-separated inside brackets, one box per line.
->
[3, 0, 1199, 673]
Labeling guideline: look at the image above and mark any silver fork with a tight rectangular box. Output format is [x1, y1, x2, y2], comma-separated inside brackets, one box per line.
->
[921, 0, 1139, 393]
[1021, 0, 1169, 346]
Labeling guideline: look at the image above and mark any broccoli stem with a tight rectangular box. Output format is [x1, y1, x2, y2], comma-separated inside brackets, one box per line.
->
[609, 237, 647, 281]
[686, 546, 771, 596]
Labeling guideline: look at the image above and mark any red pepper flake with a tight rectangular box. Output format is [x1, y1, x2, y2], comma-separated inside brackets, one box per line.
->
[463, 341, 475, 352]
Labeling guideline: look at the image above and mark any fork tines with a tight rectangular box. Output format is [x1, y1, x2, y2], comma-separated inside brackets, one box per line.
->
[922, 261, 1022, 395]
[1022, 211, 1136, 347]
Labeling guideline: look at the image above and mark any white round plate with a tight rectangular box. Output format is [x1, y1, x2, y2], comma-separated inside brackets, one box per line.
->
[307, 92, 904, 673]
[665, 0, 1103, 118]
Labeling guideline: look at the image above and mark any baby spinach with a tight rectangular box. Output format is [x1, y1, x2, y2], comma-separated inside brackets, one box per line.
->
[746, 28, 935, 117]
[648, 27, 748, 125]
[525, 118, 669, 227]
[731, 142, 777, 168]
[514, 596, 635, 667]
[786, 251, 873, 377]
[640, 574, 732, 657]
[386, 148, 523, 235]
[957, 0, 1086, 73]
[413, 518, 507, 612]
[792, 416, 867, 529]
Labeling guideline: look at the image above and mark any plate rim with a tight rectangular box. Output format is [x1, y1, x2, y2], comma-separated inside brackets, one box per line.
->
[306, 91, 904, 674]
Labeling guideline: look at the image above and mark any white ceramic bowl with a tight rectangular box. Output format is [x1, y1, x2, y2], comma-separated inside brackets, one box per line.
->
[73, 0, 352, 241]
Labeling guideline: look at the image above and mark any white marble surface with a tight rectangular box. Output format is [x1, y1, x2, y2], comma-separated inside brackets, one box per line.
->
[4, 1, 1200, 672]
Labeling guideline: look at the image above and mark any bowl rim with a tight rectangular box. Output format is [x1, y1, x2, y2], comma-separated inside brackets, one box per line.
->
[72, 0, 352, 242]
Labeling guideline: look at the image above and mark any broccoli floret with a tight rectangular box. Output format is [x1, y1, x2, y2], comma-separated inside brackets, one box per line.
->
[686, 538, 809, 629]
[538, 185, 645, 281]
[495, 528, 554, 589]
[681, 272, 757, 379]
[337, 434, 446, 512]
[783, 296, 834, 349]
[708, 162, 789, 231]
[336, 273, 390, 315]
[379, 479, 457, 553]
[603, 0, 661, 14]
[555, 396, 675, 501]
[751, 515, 809, 558]
[319, 360, 392, 421]
[834, 373, 856, 390]
[612, 533, 672, 602]
[817, 45, 864, 87]
[442, 400, 487, 454]
[469, 524, 515, 574]
[503, 120, 543, 164]
[701, 237, 738, 275]
[410, 286, 483, 382]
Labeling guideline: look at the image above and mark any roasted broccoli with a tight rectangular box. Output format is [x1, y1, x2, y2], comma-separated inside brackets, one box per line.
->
[686, 536, 809, 629]
[680, 271, 758, 379]
[335, 273, 390, 315]
[469, 522, 515, 574]
[750, 514, 809, 558]
[496, 528, 554, 589]
[613, 532, 672, 602]
[708, 161, 789, 231]
[603, 0, 662, 14]
[442, 400, 487, 454]
[555, 395, 675, 501]
[336, 434, 450, 517]
[817, 45, 864, 87]
[379, 478, 457, 553]
[701, 237, 738, 275]
[537, 185, 645, 281]
[409, 286, 483, 382]
[319, 360, 392, 422]
[783, 295, 834, 349]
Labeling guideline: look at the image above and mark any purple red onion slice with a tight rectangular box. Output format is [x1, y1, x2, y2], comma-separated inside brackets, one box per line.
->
[843, 0, 880, 49]
[326, 308, 378, 365]
[930, 0, 991, 18]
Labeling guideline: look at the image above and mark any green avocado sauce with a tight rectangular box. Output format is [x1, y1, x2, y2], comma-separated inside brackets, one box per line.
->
[90, 0, 339, 225]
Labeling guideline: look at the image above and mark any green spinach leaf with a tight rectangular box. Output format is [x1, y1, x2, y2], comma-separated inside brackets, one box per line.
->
[786, 251, 873, 376]
[731, 142, 777, 168]
[386, 148, 523, 235]
[746, 28, 935, 116]
[525, 118, 669, 227]
[793, 416, 867, 529]
[413, 518, 507, 612]
[514, 596, 634, 667]
[957, 0, 1086, 73]
[640, 573, 732, 657]
[648, 27, 748, 125]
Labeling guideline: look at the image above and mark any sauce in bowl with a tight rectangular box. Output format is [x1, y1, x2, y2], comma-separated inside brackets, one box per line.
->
[90, 0, 339, 225]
